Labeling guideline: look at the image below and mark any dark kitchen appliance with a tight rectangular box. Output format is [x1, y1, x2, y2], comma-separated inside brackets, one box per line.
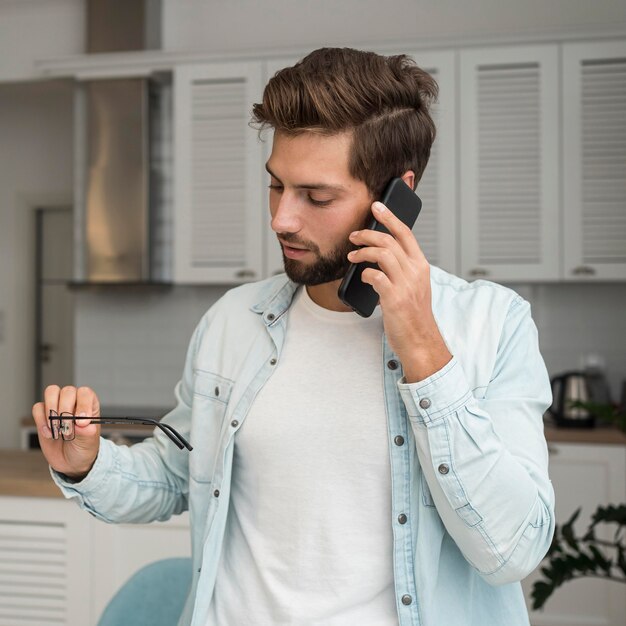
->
[548, 371, 596, 428]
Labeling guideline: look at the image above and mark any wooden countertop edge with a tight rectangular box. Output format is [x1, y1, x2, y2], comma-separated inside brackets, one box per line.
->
[0, 450, 63, 498]
[544, 422, 626, 445]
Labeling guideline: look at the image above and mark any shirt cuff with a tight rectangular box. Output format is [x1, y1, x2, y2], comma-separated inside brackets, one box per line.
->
[397, 355, 473, 426]
[50, 437, 116, 498]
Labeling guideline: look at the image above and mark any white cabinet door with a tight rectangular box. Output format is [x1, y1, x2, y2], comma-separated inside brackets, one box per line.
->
[173, 62, 265, 283]
[460, 45, 560, 282]
[0, 497, 92, 626]
[522, 443, 626, 626]
[562, 40, 626, 281]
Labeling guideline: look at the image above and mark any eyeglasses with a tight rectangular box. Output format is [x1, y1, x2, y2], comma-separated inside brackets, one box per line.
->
[48, 410, 193, 451]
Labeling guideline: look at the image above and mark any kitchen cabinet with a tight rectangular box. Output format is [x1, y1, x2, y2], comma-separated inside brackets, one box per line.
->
[521, 442, 626, 626]
[0, 496, 91, 626]
[460, 44, 561, 282]
[64, 38, 626, 285]
[562, 40, 626, 281]
[173, 61, 266, 284]
[0, 493, 190, 626]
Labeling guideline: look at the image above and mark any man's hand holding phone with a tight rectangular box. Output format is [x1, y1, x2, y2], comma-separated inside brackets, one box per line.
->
[345, 196, 452, 383]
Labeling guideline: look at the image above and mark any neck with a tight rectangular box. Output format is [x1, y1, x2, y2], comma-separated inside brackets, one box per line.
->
[305, 280, 352, 312]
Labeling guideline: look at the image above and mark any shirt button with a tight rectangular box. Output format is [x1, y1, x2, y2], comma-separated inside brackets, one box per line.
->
[270, 358, 277, 365]
[213, 489, 220, 497]
[266, 313, 275, 322]
[394, 435, 405, 446]
[438, 463, 449, 475]
[398, 513, 407, 524]
[231, 420, 239, 428]
[387, 359, 399, 370]
[401, 594, 412, 605]
[419, 398, 431, 409]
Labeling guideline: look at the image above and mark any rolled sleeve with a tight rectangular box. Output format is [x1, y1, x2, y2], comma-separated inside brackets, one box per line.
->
[398, 356, 472, 425]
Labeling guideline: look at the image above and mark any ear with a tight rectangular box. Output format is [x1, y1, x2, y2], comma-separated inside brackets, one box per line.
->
[400, 170, 416, 191]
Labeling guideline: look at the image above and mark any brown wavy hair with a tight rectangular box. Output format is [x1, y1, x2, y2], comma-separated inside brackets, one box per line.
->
[252, 47, 438, 199]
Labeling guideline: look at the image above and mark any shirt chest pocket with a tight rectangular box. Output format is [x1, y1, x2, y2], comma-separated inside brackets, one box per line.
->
[190, 370, 234, 484]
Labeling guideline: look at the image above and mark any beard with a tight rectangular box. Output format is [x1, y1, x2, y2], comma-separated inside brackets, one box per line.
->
[278, 214, 372, 286]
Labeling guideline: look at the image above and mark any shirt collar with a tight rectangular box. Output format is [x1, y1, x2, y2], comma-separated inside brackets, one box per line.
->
[250, 274, 300, 326]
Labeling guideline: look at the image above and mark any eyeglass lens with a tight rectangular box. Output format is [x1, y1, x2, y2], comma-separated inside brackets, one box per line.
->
[49, 411, 76, 441]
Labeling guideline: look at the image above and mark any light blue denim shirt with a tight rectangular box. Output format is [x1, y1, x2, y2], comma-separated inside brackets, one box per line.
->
[53, 265, 554, 626]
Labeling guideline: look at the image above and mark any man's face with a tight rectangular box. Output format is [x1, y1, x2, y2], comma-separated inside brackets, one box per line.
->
[267, 131, 373, 286]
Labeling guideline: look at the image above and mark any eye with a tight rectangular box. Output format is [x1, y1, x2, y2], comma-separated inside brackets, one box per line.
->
[268, 184, 283, 192]
[308, 195, 332, 207]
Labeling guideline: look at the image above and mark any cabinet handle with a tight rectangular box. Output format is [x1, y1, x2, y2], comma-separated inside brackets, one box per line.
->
[571, 266, 596, 276]
[469, 268, 489, 277]
[234, 269, 256, 279]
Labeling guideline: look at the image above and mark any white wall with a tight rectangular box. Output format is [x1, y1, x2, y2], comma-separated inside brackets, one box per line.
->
[72, 285, 228, 411]
[0, 80, 74, 447]
[0, 0, 84, 82]
[162, 0, 626, 53]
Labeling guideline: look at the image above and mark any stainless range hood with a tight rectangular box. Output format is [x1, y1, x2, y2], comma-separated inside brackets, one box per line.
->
[85, 78, 150, 282]
[74, 0, 170, 285]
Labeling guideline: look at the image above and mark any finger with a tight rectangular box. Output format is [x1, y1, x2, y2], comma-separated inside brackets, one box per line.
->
[74, 386, 100, 438]
[75, 386, 99, 420]
[57, 386, 78, 440]
[360, 267, 392, 298]
[57, 385, 78, 414]
[32, 401, 52, 439]
[347, 246, 403, 283]
[43, 384, 62, 437]
[371, 201, 424, 261]
[348, 229, 413, 275]
[44, 384, 61, 413]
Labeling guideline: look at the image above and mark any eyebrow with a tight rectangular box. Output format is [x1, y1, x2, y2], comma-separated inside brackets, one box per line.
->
[265, 162, 346, 193]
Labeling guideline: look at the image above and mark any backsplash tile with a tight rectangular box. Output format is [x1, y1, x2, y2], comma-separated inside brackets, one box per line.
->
[74, 285, 229, 410]
[507, 282, 626, 402]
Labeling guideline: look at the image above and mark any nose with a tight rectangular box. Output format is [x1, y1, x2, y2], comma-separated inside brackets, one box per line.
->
[270, 192, 302, 235]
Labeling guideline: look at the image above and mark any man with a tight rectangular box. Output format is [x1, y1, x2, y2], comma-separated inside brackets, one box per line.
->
[33, 48, 554, 626]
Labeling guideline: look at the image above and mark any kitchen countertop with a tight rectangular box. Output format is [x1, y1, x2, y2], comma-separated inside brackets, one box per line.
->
[0, 450, 62, 498]
[543, 422, 626, 445]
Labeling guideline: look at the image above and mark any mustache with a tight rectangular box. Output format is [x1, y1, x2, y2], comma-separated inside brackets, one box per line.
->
[277, 233, 320, 254]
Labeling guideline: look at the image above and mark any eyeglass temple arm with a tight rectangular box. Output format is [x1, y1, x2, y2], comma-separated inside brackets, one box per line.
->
[91, 418, 193, 451]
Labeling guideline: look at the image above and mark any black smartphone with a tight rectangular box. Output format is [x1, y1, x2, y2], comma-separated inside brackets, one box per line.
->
[338, 178, 422, 317]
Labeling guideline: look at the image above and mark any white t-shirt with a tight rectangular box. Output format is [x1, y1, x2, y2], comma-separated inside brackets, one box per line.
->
[207, 286, 398, 626]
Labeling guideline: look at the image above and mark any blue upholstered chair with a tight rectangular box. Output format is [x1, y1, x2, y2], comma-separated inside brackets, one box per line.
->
[97, 557, 193, 626]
